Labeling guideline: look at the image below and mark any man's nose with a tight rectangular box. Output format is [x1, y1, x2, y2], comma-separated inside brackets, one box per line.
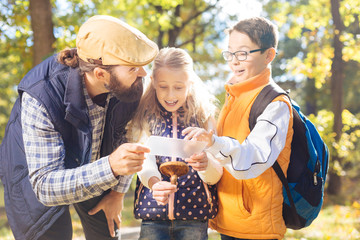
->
[137, 67, 147, 77]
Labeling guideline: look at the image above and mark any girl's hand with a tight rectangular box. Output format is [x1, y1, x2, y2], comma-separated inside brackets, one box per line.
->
[151, 181, 177, 205]
[185, 152, 208, 171]
[182, 127, 214, 148]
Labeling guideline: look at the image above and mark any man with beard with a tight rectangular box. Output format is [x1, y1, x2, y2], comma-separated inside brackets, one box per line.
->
[0, 15, 158, 240]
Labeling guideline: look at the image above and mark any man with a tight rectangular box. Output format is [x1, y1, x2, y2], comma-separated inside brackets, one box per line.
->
[0, 15, 159, 240]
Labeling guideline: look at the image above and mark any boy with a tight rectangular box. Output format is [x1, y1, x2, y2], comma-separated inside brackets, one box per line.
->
[183, 17, 293, 239]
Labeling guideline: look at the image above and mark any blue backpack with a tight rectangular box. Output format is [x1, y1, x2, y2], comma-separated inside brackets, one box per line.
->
[249, 82, 330, 229]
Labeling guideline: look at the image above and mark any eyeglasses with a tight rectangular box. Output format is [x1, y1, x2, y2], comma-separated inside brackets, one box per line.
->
[222, 48, 269, 62]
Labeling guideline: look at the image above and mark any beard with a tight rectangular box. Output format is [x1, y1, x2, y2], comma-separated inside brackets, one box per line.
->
[105, 75, 143, 103]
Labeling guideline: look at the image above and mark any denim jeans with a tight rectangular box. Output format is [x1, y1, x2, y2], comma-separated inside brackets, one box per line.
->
[139, 219, 208, 240]
[220, 234, 277, 240]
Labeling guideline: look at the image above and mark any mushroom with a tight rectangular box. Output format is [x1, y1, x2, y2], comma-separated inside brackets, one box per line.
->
[159, 161, 189, 185]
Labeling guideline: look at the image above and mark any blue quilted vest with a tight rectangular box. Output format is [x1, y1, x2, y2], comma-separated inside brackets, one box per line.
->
[134, 107, 218, 221]
[0, 55, 139, 240]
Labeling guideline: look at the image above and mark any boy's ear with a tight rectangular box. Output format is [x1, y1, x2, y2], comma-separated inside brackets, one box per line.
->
[265, 48, 277, 64]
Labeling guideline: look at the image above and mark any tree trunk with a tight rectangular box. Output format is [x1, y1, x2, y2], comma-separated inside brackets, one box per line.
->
[168, 5, 181, 47]
[305, 77, 317, 115]
[157, 30, 164, 49]
[29, 0, 55, 66]
[155, 5, 164, 49]
[327, 171, 342, 195]
[327, 0, 345, 196]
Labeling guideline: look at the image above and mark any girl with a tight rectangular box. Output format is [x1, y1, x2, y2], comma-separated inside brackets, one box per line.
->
[127, 47, 222, 240]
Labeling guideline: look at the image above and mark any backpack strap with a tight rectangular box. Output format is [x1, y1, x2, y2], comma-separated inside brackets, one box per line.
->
[272, 161, 301, 227]
[249, 82, 287, 131]
[249, 81, 301, 227]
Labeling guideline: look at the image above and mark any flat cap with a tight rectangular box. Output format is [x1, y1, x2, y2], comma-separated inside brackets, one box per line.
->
[76, 15, 159, 66]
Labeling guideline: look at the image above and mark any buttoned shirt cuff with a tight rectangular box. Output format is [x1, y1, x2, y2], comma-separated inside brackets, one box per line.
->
[111, 174, 134, 193]
[137, 154, 161, 189]
[104, 156, 134, 193]
[197, 152, 223, 185]
[91, 156, 121, 190]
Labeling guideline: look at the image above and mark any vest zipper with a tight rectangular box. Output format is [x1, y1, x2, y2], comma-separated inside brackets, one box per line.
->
[202, 182, 213, 212]
[168, 111, 178, 220]
[135, 183, 143, 206]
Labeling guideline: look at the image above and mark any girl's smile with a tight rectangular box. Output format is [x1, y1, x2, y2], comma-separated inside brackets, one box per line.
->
[164, 100, 178, 106]
[154, 68, 191, 112]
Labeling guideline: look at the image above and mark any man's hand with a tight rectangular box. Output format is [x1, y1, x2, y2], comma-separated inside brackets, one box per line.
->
[151, 180, 177, 205]
[182, 127, 214, 148]
[185, 152, 208, 171]
[88, 191, 125, 238]
[109, 143, 150, 176]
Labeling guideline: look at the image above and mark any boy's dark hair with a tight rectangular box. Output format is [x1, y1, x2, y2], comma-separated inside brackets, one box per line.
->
[226, 17, 278, 53]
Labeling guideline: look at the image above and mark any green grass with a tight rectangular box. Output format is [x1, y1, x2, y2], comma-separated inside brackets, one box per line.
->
[284, 204, 360, 239]
[0, 183, 12, 240]
[0, 184, 4, 207]
[120, 192, 142, 227]
[1, 182, 360, 240]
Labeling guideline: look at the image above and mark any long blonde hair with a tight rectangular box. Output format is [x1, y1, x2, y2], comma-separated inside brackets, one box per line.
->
[127, 47, 218, 142]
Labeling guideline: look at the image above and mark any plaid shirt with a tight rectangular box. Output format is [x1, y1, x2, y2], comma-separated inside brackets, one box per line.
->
[21, 86, 132, 206]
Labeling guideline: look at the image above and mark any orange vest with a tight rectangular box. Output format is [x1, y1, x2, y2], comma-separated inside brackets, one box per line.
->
[209, 68, 293, 239]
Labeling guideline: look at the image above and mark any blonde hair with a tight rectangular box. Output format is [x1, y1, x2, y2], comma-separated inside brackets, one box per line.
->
[127, 47, 218, 142]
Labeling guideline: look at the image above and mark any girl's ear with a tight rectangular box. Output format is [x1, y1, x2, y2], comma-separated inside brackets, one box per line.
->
[265, 48, 277, 64]
[150, 75, 156, 87]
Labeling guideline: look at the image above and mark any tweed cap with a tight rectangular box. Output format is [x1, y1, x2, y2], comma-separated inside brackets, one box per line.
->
[76, 15, 159, 66]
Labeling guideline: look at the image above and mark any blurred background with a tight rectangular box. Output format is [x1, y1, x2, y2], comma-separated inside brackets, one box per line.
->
[0, 0, 360, 239]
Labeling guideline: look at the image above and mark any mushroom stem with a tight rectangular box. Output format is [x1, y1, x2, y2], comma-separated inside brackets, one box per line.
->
[170, 175, 178, 185]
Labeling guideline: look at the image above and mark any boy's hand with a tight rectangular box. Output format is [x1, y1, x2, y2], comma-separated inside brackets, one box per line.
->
[185, 152, 208, 171]
[182, 127, 214, 148]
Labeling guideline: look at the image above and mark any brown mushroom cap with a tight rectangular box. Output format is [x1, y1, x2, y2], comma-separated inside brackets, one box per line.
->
[159, 161, 189, 184]
[160, 161, 189, 177]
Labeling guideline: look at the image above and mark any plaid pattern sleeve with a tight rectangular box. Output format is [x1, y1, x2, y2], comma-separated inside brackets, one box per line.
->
[21, 92, 119, 206]
[111, 174, 134, 193]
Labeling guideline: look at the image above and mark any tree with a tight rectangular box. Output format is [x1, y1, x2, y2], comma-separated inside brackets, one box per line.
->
[262, 0, 360, 197]
[0, 0, 236, 140]
[327, 0, 345, 195]
[29, 0, 55, 66]
[0, 0, 55, 138]
[90, 0, 232, 82]
[0, 0, 32, 138]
